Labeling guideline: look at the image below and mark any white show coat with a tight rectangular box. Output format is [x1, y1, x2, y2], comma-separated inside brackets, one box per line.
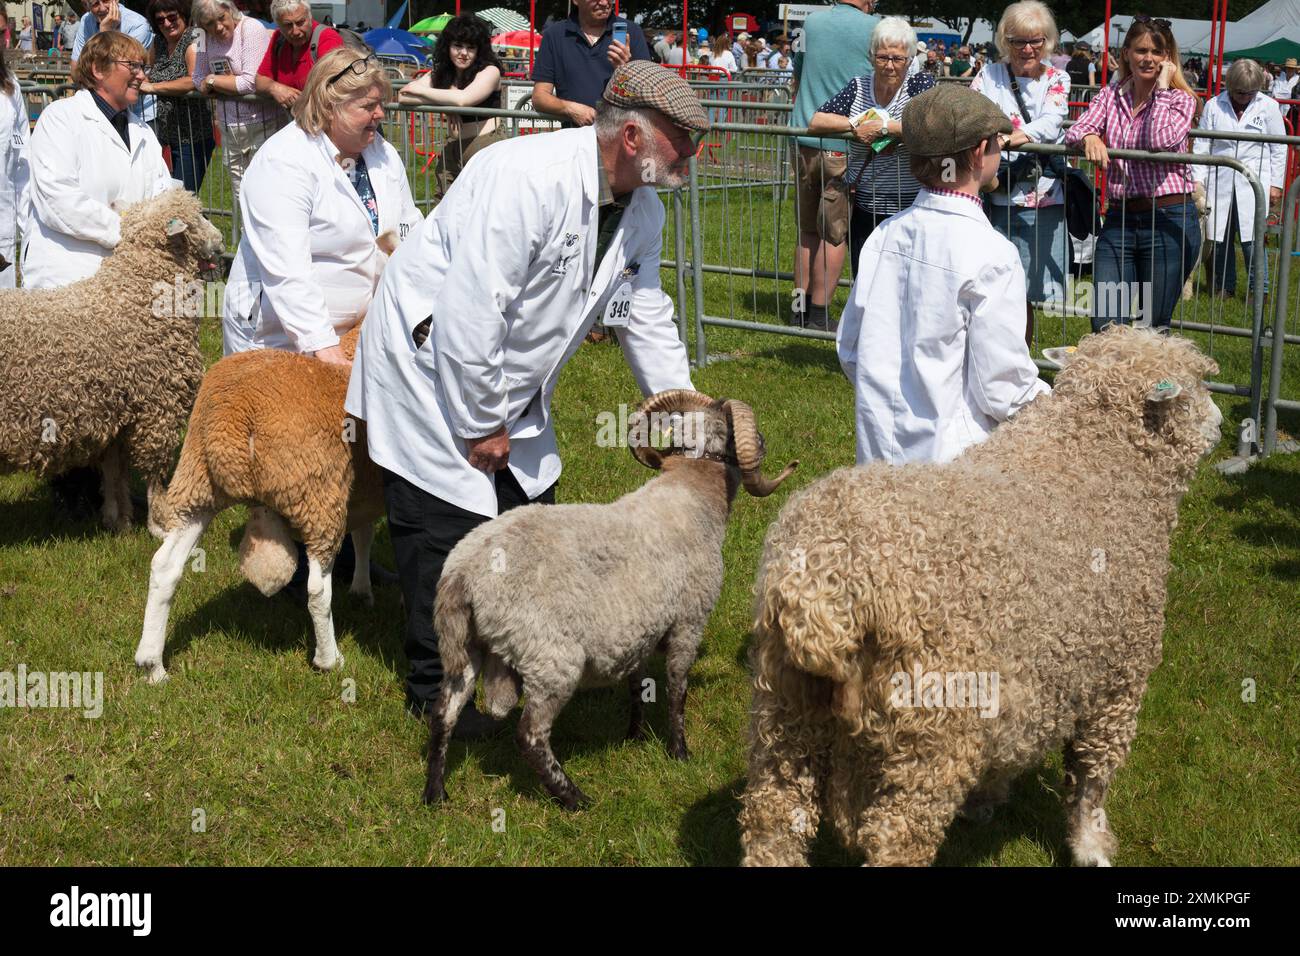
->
[0, 71, 30, 288]
[346, 127, 694, 518]
[1192, 91, 1287, 243]
[21, 89, 173, 289]
[222, 122, 423, 355]
[837, 189, 1050, 466]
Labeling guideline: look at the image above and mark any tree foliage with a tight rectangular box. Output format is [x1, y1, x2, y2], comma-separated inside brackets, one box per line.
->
[405, 0, 1276, 39]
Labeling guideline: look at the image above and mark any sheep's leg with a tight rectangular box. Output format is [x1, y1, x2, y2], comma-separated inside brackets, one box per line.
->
[1063, 709, 1138, 867]
[664, 624, 703, 761]
[516, 685, 588, 810]
[99, 443, 129, 532]
[348, 523, 374, 606]
[135, 512, 213, 683]
[306, 552, 344, 671]
[626, 668, 647, 742]
[423, 644, 484, 805]
[853, 765, 974, 867]
[958, 768, 1017, 823]
[738, 642, 828, 867]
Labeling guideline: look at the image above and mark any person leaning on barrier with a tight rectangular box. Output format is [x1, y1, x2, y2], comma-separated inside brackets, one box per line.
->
[398, 13, 505, 200]
[345, 61, 703, 726]
[72, 0, 157, 125]
[531, 0, 651, 128]
[1193, 59, 1286, 301]
[838, 83, 1049, 467]
[255, 0, 344, 112]
[23, 30, 174, 291]
[808, 16, 935, 279]
[1065, 16, 1202, 333]
[191, 0, 276, 204]
[0, 37, 28, 288]
[221, 48, 422, 359]
[973, 0, 1071, 343]
[789, 0, 881, 332]
[139, 0, 216, 194]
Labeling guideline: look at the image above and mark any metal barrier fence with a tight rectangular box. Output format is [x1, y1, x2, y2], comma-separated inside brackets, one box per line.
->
[9, 81, 1295, 460]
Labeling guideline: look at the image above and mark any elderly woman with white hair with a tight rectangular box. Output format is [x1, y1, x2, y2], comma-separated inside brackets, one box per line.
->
[191, 0, 276, 202]
[808, 16, 936, 277]
[1193, 58, 1286, 300]
[971, 0, 1071, 336]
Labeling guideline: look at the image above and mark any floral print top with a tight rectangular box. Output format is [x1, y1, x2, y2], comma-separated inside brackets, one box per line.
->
[971, 61, 1071, 208]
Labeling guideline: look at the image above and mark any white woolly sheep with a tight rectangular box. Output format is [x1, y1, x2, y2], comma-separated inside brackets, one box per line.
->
[424, 390, 798, 810]
[0, 189, 223, 532]
[739, 325, 1222, 867]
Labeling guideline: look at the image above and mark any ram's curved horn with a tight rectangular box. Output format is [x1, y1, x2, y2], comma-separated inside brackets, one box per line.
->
[722, 399, 798, 497]
[627, 390, 719, 469]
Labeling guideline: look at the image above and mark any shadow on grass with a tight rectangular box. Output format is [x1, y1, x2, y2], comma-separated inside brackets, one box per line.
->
[678, 765, 1071, 867]
[1213, 457, 1300, 581]
[430, 659, 695, 808]
[0, 485, 119, 549]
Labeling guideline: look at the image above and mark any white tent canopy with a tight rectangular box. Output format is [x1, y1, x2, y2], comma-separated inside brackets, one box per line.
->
[1080, 6, 1300, 56]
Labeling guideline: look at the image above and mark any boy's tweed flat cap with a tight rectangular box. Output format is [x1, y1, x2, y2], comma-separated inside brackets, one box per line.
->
[603, 61, 710, 131]
[903, 84, 1013, 157]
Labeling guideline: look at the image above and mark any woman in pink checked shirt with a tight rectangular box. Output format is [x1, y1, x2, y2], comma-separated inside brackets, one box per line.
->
[1065, 17, 1201, 332]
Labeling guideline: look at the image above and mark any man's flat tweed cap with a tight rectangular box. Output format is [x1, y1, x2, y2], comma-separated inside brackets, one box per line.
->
[903, 84, 1013, 157]
[603, 61, 709, 131]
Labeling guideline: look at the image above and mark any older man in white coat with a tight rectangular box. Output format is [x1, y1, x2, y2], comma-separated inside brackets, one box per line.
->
[347, 62, 705, 730]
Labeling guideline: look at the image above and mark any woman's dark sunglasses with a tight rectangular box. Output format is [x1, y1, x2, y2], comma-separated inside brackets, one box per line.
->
[1132, 15, 1172, 29]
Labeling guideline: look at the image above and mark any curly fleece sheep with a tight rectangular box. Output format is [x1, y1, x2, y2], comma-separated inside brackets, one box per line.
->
[424, 390, 797, 810]
[135, 321, 384, 684]
[739, 326, 1222, 867]
[0, 189, 223, 532]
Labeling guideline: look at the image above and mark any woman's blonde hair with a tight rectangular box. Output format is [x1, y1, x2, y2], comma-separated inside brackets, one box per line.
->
[994, 1, 1059, 62]
[72, 31, 147, 89]
[294, 47, 393, 136]
[1115, 19, 1198, 104]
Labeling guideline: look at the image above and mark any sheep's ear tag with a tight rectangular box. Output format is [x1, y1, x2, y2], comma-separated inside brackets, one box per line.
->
[1148, 380, 1182, 403]
[166, 218, 188, 237]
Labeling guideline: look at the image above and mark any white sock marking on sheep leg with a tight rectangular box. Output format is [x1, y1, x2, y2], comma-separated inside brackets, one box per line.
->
[1064, 740, 1120, 866]
[135, 514, 212, 683]
[348, 524, 374, 606]
[423, 658, 481, 805]
[306, 555, 344, 671]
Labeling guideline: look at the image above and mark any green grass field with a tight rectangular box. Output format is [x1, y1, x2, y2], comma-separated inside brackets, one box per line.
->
[1, 135, 1298, 866]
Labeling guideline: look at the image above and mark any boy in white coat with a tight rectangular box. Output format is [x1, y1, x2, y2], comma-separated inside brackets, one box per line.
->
[838, 84, 1049, 466]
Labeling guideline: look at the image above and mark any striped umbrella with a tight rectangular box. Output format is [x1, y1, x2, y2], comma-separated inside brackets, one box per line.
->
[476, 7, 529, 34]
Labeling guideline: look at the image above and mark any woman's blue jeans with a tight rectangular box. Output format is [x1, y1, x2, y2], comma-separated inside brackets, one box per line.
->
[166, 136, 217, 194]
[1092, 198, 1201, 332]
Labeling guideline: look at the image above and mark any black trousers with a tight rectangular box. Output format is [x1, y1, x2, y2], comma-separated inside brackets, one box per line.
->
[849, 207, 892, 279]
[383, 467, 556, 710]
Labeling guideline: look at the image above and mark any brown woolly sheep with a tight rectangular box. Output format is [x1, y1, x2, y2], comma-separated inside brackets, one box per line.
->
[135, 319, 384, 684]
[739, 326, 1222, 867]
[0, 189, 223, 532]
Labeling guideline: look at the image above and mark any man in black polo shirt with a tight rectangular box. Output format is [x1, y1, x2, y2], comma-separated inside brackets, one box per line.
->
[531, 0, 652, 126]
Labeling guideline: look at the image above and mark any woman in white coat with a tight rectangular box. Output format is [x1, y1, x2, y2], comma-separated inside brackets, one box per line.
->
[22, 31, 174, 290]
[222, 48, 423, 360]
[1193, 58, 1286, 299]
[0, 42, 30, 288]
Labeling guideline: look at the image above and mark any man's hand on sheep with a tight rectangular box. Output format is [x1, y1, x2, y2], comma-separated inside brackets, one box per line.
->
[467, 426, 510, 472]
[312, 345, 352, 368]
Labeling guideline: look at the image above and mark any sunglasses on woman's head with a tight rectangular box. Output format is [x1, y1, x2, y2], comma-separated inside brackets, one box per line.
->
[1132, 15, 1172, 29]
[328, 54, 379, 85]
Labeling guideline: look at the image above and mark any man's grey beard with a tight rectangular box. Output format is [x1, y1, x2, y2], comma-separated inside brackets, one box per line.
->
[636, 143, 689, 190]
